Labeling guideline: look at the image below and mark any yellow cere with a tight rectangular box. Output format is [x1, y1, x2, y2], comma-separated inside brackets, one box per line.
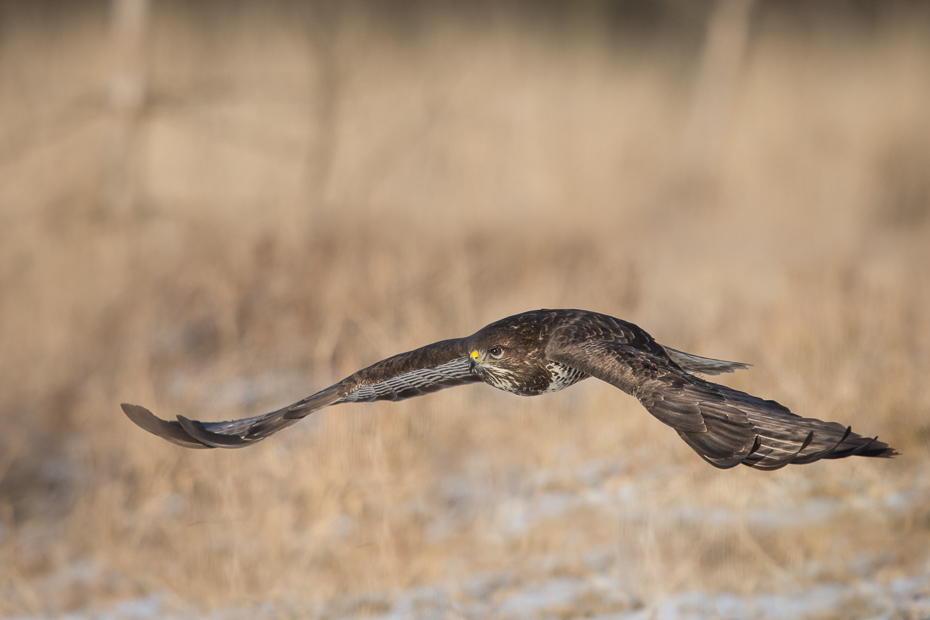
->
[470, 350, 480, 362]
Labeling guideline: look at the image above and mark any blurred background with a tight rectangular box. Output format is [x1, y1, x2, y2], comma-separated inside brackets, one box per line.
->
[1, 0, 929, 618]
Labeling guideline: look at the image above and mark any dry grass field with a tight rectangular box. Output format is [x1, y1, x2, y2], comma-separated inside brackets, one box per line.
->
[1, 1, 929, 617]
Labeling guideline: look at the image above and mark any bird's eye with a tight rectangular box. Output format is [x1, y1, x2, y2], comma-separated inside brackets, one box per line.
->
[488, 346, 503, 359]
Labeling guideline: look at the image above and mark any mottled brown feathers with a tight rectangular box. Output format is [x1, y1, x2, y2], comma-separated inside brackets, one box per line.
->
[123, 309, 896, 469]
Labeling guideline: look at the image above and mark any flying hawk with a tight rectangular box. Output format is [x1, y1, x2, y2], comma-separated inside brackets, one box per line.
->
[122, 309, 895, 470]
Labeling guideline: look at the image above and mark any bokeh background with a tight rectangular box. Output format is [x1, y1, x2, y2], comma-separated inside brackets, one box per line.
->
[1, 1, 929, 618]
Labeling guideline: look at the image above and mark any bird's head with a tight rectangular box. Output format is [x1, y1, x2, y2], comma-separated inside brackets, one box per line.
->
[467, 319, 546, 373]
[465, 319, 551, 394]
[467, 338, 523, 391]
[469, 344, 505, 367]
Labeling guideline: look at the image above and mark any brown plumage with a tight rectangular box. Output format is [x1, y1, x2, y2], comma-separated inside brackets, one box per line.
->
[122, 309, 896, 469]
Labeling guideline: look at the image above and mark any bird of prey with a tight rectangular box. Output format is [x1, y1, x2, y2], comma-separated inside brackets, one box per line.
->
[122, 309, 895, 470]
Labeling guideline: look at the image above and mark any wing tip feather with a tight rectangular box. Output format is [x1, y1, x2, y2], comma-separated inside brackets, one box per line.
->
[121, 403, 210, 449]
[177, 415, 252, 449]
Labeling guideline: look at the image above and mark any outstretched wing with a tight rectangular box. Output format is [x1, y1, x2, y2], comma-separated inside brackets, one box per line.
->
[547, 335, 896, 469]
[122, 338, 482, 449]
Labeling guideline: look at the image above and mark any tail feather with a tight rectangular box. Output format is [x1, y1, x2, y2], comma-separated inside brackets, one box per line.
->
[662, 346, 752, 375]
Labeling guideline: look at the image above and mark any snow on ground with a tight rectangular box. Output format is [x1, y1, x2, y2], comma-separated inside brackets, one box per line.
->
[7, 462, 927, 620]
[5, 570, 929, 620]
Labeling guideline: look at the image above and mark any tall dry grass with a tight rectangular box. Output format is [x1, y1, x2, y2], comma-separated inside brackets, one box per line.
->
[0, 1, 928, 616]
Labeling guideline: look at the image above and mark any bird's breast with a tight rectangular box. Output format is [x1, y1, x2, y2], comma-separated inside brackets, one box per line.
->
[540, 362, 588, 394]
[477, 361, 587, 396]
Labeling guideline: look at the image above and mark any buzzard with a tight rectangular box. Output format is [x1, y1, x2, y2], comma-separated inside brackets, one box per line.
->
[122, 309, 895, 470]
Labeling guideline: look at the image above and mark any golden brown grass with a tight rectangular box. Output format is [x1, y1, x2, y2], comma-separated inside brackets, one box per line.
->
[0, 2, 928, 616]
